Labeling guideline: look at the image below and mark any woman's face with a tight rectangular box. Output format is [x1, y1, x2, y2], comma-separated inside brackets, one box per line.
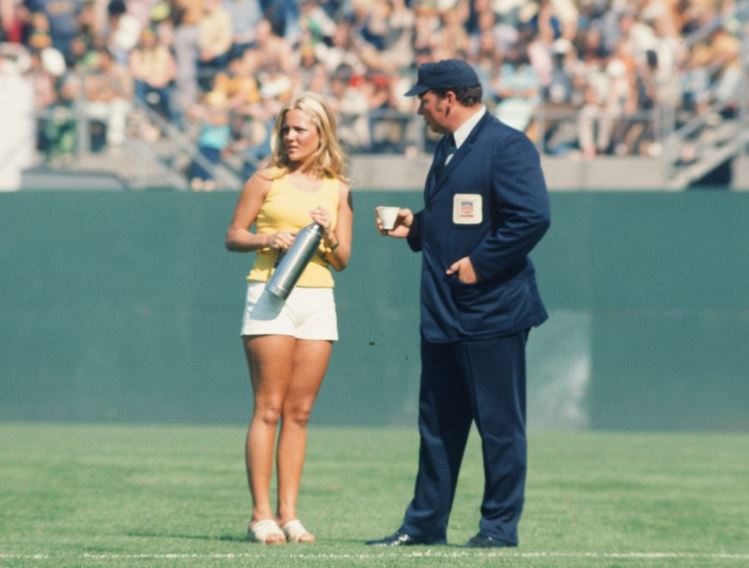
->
[282, 108, 320, 165]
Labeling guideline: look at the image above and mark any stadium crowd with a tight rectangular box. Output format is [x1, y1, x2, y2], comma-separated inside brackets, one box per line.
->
[0, 0, 744, 176]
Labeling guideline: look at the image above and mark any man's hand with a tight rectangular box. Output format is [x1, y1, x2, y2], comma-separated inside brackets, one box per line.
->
[375, 208, 413, 238]
[446, 257, 479, 284]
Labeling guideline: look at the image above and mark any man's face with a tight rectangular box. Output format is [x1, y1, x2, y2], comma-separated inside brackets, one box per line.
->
[417, 91, 450, 134]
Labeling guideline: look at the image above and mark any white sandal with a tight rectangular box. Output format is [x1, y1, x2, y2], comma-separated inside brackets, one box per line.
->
[247, 519, 286, 545]
[282, 519, 315, 543]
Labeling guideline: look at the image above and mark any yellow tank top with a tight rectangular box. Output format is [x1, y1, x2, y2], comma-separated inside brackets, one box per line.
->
[248, 173, 340, 288]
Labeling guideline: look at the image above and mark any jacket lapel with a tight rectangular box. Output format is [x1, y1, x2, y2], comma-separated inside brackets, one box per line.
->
[424, 139, 446, 202]
[427, 113, 493, 204]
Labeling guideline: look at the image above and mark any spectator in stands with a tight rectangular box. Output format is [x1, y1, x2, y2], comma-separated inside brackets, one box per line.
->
[679, 0, 716, 35]
[294, 31, 325, 95]
[353, 0, 414, 74]
[26, 0, 82, 64]
[574, 24, 613, 158]
[6, 0, 746, 163]
[487, 0, 528, 42]
[437, 0, 471, 59]
[549, 0, 578, 39]
[187, 88, 230, 190]
[627, 48, 662, 157]
[713, 57, 740, 121]
[171, 0, 202, 117]
[1, 0, 30, 44]
[314, 18, 361, 76]
[605, 41, 639, 156]
[649, 7, 683, 86]
[28, 47, 57, 115]
[493, 43, 541, 137]
[526, 8, 555, 90]
[298, 0, 336, 47]
[411, 2, 439, 56]
[219, 47, 279, 176]
[129, 26, 176, 121]
[365, 71, 404, 152]
[225, 91, 353, 545]
[0, 39, 31, 75]
[214, 48, 261, 112]
[106, 0, 142, 66]
[253, 18, 295, 75]
[264, 0, 300, 44]
[196, 0, 232, 91]
[680, 42, 712, 115]
[224, 0, 263, 59]
[67, 0, 97, 67]
[42, 70, 78, 163]
[82, 48, 133, 150]
[577, 83, 607, 159]
[327, 63, 371, 149]
[302, 58, 328, 95]
[258, 60, 294, 106]
[544, 38, 577, 107]
[26, 11, 52, 51]
[0, 41, 35, 189]
[467, 10, 502, 89]
[526, 0, 563, 42]
[541, 38, 581, 154]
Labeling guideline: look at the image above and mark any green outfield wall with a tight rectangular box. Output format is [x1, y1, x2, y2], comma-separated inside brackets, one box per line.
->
[1, 191, 748, 431]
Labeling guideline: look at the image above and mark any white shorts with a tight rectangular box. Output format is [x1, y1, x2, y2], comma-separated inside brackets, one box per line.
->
[240, 282, 338, 341]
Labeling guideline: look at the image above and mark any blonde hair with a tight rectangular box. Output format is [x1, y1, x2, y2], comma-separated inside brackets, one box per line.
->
[268, 92, 348, 181]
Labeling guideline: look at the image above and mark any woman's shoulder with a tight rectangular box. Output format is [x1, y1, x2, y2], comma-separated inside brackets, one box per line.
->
[322, 175, 348, 193]
[324, 176, 349, 207]
[335, 177, 350, 195]
[253, 167, 286, 184]
[243, 167, 280, 195]
[321, 171, 348, 187]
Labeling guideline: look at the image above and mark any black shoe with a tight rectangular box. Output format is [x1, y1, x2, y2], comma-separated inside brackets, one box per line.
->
[365, 531, 428, 546]
[464, 533, 515, 548]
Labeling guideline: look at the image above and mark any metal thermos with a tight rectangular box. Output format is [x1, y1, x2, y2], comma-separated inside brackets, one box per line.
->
[266, 222, 323, 299]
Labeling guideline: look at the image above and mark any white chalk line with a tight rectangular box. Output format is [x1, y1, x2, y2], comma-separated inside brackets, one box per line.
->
[2, 551, 749, 561]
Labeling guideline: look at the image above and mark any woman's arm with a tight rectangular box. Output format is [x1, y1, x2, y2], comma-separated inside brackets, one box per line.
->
[224, 171, 295, 253]
[313, 182, 353, 272]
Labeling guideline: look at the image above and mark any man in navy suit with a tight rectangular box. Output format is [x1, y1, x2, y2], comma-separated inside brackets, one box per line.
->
[367, 60, 551, 548]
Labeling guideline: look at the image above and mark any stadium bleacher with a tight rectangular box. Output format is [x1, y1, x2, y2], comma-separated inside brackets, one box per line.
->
[1, 0, 748, 191]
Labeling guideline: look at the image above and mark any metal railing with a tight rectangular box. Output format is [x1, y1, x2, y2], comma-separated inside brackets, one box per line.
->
[33, 72, 244, 191]
[132, 98, 244, 190]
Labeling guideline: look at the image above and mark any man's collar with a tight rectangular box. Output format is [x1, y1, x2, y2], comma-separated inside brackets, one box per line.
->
[452, 106, 486, 149]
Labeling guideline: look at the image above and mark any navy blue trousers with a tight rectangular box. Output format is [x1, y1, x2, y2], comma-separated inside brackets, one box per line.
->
[400, 331, 528, 545]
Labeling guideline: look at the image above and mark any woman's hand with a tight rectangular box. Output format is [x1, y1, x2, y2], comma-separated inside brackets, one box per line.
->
[309, 207, 337, 245]
[265, 231, 296, 251]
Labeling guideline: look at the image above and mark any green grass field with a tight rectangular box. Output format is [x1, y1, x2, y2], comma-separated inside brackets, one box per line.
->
[1, 424, 747, 567]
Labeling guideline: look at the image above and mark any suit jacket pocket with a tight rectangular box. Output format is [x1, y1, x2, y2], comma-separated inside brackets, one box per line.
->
[450, 277, 525, 333]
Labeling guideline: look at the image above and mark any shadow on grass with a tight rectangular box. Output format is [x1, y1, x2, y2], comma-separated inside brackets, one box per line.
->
[126, 531, 468, 549]
[126, 531, 248, 543]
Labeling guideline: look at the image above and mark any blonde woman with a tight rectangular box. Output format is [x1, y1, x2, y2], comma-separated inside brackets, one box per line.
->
[225, 92, 353, 545]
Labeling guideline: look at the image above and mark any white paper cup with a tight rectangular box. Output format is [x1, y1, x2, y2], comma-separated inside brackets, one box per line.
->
[376, 206, 400, 231]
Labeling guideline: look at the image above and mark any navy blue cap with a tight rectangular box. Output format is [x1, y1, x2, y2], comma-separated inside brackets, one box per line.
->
[404, 59, 480, 96]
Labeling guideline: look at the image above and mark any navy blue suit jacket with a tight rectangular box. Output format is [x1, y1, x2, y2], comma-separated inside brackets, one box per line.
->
[407, 112, 551, 342]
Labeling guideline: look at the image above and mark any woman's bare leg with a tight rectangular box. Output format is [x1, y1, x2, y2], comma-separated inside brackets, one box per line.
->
[244, 334, 295, 537]
[276, 339, 332, 531]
